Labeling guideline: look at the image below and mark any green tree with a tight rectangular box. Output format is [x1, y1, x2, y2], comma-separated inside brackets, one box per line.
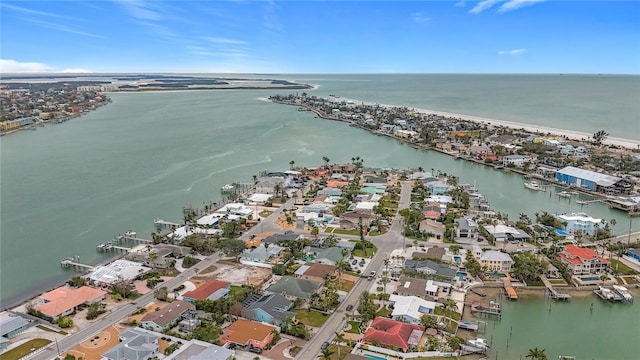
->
[447, 336, 464, 351]
[592, 130, 609, 145]
[420, 314, 438, 329]
[526, 347, 548, 360]
[334, 332, 346, 359]
[512, 251, 549, 282]
[319, 347, 334, 360]
[464, 251, 483, 278]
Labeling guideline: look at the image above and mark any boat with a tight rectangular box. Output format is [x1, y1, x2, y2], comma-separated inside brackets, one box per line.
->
[598, 286, 615, 300]
[124, 230, 137, 237]
[467, 338, 490, 350]
[470, 287, 487, 297]
[524, 180, 545, 191]
[575, 200, 589, 205]
[221, 184, 235, 192]
[556, 191, 572, 198]
[613, 285, 633, 302]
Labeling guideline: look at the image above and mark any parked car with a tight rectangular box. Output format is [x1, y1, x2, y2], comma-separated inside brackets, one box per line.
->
[352, 259, 358, 265]
[321, 341, 330, 350]
[249, 347, 262, 354]
[346, 304, 354, 311]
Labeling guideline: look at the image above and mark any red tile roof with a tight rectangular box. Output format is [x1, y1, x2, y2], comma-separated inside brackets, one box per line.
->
[37, 286, 106, 318]
[561, 244, 609, 264]
[183, 279, 231, 300]
[363, 317, 424, 350]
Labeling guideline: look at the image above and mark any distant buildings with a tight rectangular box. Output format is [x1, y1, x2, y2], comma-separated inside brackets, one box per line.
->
[556, 166, 631, 194]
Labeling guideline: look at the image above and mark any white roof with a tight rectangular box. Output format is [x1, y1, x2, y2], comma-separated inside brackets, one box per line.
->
[389, 295, 438, 320]
[248, 193, 272, 203]
[197, 213, 222, 226]
[425, 280, 438, 293]
[355, 201, 378, 210]
[556, 213, 602, 223]
[89, 259, 150, 284]
[558, 166, 621, 187]
[480, 251, 513, 263]
[425, 195, 453, 203]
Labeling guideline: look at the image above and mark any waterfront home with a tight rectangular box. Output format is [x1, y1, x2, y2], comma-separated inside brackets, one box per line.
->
[502, 154, 533, 167]
[395, 276, 439, 299]
[362, 317, 424, 352]
[556, 166, 632, 194]
[241, 293, 295, 326]
[389, 295, 438, 324]
[220, 319, 277, 349]
[425, 180, 451, 195]
[88, 259, 151, 286]
[240, 243, 285, 265]
[486, 134, 521, 146]
[558, 244, 610, 275]
[294, 262, 338, 283]
[330, 163, 357, 175]
[455, 216, 479, 240]
[265, 276, 323, 300]
[32, 286, 106, 321]
[215, 203, 254, 218]
[255, 177, 285, 194]
[480, 251, 513, 273]
[163, 340, 234, 360]
[536, 165, 559, 178]
[0, 313, 31, 338]
[554, 213, 603, 236]
[481, 223, 531, 243]
[102, 329, 159, 360]
[141, 300, 196, 332]
[182, 279, 231, 302]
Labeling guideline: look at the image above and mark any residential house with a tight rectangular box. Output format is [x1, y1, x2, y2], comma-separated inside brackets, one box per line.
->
[555, 213, 603, 236]
[141, 300, 195, 332]
[418, 220, 445, 239]
[88, 259, 151, 286]
[262, 232, 299, 245]
[340, 212, 376, 230]
[558, 244, 610, 275]
[362, 317, 424, 352]
[0, 314, 31, 338]
[395, 276, 439, 299]
[220, 319, 277, 349]
[182, 280, 231, 302]
[317, 187, 343, 197]
[255, 177, 285, 194]
[241, 293, 295, 326]
[456, 216, 478, 240]
[240, 244, 285, 264]
[178, 342, 234, 360]
[33, 286, 106, 321]
[294, 263, 338, 283]
[388, 295, 438, 324]
[265, 276, 322, 300]
[404, 259, 457, 280]
[102, 329, 159, 360]
[480, 251, 514, 273]
[424, 180, 451, 195]
[307, 246, 346, 266]
[482, 223, 531, 243]
[502, 154, 533, 167]
[330, 163, 357, 175]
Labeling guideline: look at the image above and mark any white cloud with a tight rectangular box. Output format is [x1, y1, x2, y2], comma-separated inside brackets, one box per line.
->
[412, 12, 430, 23]
[498, 49, 525, 56]
[498, 0, 546, 13]
[61, 68, 93, 73]
[469, 0, 502, 14]
[455, 1, 467, 7]
[203, 37, 247, 45]
[114, 0, 163, 21]
[0, 59, 53, 73]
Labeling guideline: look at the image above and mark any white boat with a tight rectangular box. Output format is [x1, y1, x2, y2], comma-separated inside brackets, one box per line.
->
[124, 230, 137, 237]
[221, 184, 235, 192]
[467, 338, 490, 350]
[613, 285, 633, 301]
[524, 180, 545, 191]
[556, 191, 572, 198]
[575, 200, 589, 205]
[599, 286, 615, 300]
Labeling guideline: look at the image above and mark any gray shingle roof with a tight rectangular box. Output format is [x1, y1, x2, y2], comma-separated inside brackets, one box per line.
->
[265, 276, 322, 299]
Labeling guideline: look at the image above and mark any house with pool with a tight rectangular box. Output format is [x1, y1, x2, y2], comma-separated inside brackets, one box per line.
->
[554, 213, 603, 236]
[558, 244, 609, 276]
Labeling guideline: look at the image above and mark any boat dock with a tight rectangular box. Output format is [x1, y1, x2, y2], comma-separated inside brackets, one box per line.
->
[458, 320, 487, 332]
[502, 279, 518, 300]
[114, 234, 153, 244]
[541, 276, 571, 301]
[96, 242, 131, 254]
[470, 301, 502, 317]
[60, 257, 95, 271]
[594, 287, 624, 302]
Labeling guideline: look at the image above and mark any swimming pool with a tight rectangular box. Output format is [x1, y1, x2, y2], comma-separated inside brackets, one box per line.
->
[580, 276, 600, 281]
[363, 354, 388, 360]
[456, 271, 467, 281]
[453, 256, 462, 263]
[488, 273, 507, 278]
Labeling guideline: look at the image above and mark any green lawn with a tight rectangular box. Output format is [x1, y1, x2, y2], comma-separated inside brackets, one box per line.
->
[611, 259, 638, 275]
[329, 279, 355, 292]
[375, 306, 392, 317]
[345, 321, 362, 334]
[259, 210, 273, 217]
[294, 309, 329, 327]
[331, 229, 360, 236]
[326, 344, 352, 360]
[0, 339, 52, 360]
[228, 285, 245, 298]
[434, 307, 461, 321]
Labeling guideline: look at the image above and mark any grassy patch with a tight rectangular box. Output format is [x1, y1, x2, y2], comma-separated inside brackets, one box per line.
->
[345, 321, 362, 334]
[611, 259, 638, 275]
[330, 279, 355, 292]
[324, 227, 335, 233]
[332, 229, 360, 236]
[327, 344, 352, 360]
[375, 306, 392, 317]
[259, 210, 273, 217]
[0, 339, 52, 360]
[294, 309, 329, 327]
[434, 307, 461, 321]
[353, 247, 376, 258]
[35, 325, 66, 334]
[228, 285, 244, 298]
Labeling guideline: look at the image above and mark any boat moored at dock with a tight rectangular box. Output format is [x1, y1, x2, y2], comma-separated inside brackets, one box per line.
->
[524, 180, 546, 191]
[613, 285, 633, 302]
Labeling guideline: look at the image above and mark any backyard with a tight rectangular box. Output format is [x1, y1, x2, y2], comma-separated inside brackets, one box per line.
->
[0, 339, 51, 360]
[294, 309, 330, 327]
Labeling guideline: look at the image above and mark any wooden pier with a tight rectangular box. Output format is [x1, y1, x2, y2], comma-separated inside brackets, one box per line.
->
[541, 276, 571, 301]
[594, 287, 624, 302]
[60, 257, 95, 271]
[96, 242, 131, 254]
[458, 320, 487, 332]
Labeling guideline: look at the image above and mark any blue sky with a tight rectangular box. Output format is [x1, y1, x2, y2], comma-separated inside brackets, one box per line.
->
[1, 1, 638, 74]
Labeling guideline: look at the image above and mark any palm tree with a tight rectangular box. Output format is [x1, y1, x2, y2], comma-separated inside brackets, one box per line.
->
[525, 347, 548, 360]
[333, 332, 346, 359]
[289, 160, 296, 170]
[319, 347, 334, 360]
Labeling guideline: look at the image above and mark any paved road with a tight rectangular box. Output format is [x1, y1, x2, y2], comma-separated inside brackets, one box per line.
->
[295, 181, 413, 359]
